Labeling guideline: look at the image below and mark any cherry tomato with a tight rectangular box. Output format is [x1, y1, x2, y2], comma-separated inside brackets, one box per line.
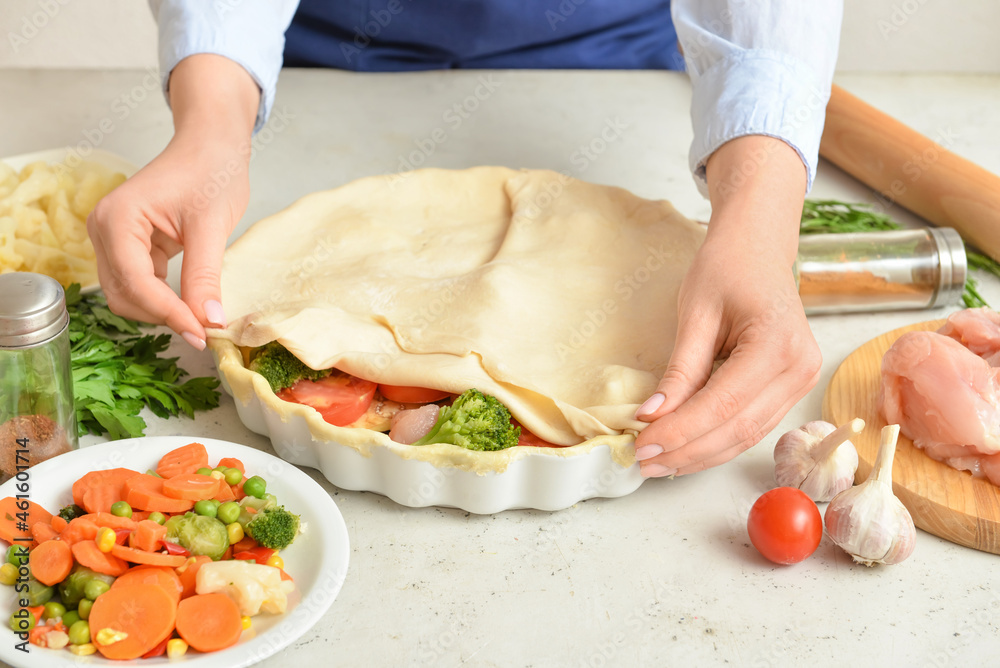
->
[746, 487, 822, 565]
[377, 385, 451, 404]
[510, 419, 567, 448]
[279, 373, 377, 426]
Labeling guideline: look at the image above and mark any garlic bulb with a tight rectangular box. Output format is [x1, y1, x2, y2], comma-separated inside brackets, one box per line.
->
[824, 424, 916, 566]
[774, 418, 862, 502]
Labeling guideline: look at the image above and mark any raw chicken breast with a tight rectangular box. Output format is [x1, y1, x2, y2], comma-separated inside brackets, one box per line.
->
[880, 329, 1000, 485]
[937, 307, 1000, 366]
[389, 404, 440, 444]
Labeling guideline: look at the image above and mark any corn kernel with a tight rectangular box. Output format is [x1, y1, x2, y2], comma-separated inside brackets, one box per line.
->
[0, 563, 18, 586]
[265, 554, 284, 570]
[95, 627, 128, 646]
[241, 616, 252, 630]
[210, 470, 226, 481]
[226, 522, 244, 544]
[167, 638, 188, 658]
[68, 643, 97, 656]
[96, 527, 116, 553]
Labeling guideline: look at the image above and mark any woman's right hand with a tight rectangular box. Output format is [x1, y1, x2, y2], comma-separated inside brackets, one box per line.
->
[86, 54, 260, 349]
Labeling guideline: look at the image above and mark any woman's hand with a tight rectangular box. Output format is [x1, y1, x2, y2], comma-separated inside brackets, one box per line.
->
[633, 135, 822, 476]
[86, 55, 259, 349]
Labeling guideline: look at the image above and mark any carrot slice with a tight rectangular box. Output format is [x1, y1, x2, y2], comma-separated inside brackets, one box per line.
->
[232, 535, 257, 553]
[28, 539, 73, 586]
[71, 540, 130, 577]
[58, 517, 99, 546]
[176, 555, 212, 599]
[30, 522, 58, 544]
[0, 496, 53, 544]
[111, 565, 182, 605]
[83, 513, 139, 532]
[175, 593, 243, 653]
[89, 584, 177, 660]
[214, 479, 236, 503]
[123, 474, 195, 513]
[163, 473, 222, 501]
[110, 543, 187, 568]
[129, 519, 167, 553]
[72, 468, 140, 509]
[216, 457, 245, 474]
[51, 515, 68, 533]
[155, 442, 208, 479]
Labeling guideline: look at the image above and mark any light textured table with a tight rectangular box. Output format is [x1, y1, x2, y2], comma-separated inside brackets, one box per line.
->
[2, 69, 1000, 667]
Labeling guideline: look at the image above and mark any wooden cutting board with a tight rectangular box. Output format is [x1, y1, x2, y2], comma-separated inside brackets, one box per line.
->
[823, 319, 1000, 555]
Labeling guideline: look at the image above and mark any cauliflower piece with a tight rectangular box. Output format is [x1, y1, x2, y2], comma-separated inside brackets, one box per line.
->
[195, 561, 295, 616]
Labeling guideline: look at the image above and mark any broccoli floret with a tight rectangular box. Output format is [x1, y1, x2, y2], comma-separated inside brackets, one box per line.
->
[412, 388, 520, 451]
[248, 342, 331, 393]
[245, 505, 301, 550]
[58, 504, 86, 522]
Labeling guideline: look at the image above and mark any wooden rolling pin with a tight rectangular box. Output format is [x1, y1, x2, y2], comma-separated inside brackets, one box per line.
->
[819, 84, 1000, 261]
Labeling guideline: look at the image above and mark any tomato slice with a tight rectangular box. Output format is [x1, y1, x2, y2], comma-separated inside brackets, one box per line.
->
[378, 384, 451, 404]
[280, 373, 378, 427]
[511, 420, 568, 448]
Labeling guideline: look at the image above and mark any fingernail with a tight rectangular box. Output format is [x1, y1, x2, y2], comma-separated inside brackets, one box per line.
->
[634, 444, 664, 461]
[635, 393, 665, 418]
[641, 463, 677, 478]
[203, 300, 227, 328]
[181, 331, 206, 351]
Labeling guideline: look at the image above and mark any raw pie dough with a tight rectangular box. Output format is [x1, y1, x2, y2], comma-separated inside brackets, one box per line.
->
[209, 167, 704, 468]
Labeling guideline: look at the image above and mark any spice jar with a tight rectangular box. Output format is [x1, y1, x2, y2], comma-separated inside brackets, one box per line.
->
[795, 227, 967, 315]
[0, 273, 78, 483]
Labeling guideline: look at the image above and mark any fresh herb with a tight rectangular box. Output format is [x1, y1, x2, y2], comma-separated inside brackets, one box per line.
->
[66, 284, 220, 439]
[800, 199, 993, 308]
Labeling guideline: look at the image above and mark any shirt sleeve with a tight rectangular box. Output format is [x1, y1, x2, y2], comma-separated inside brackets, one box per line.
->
[148, 0, 300, 133]
[671, 0, 843, 196]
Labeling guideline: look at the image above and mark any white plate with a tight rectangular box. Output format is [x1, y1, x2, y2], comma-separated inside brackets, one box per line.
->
[0, 436, 349, 668]
[1, 147, 139, 295]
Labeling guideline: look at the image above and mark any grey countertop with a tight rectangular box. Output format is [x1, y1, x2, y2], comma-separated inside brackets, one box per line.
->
[2, 68, 1000, 667]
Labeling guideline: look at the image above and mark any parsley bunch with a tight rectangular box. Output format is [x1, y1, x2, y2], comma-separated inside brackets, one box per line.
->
[66, 284, 221, 439]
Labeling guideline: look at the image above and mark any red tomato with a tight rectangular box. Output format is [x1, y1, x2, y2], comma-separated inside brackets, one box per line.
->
[746, 487, 822, 565]
[279, 374, 377, 426]
[511, 420, 567, 448]
[378, 385, 451, 404]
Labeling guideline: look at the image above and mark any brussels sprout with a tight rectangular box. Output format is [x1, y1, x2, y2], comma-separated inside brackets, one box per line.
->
[165, 514, 230, 561]
[58, 568, 116, 608]
[25, 577, 54, 606]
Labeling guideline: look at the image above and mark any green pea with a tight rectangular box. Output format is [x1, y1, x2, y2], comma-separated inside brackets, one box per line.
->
[78, 599, 93, 620]
[149, 511, 167, 525]
[6, 545, 28, 567]
[224, 468, 243, 486]
[110, 501, 133, 518]
[84, 579, 110, 601]
[217, 501, 240, 525]
[194, 499, 219, 518]
[243, 476, 266, 499]
[61, 610, 81, 628]
[214, 465, 228, 472]
[68, 620, 91, 645]
[9, 608, 35, 633]
[196, 467, 213, 476]
[42, 601, 66, 620]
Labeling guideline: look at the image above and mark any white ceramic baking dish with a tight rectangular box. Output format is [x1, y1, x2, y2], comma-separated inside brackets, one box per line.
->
[209, 338, 644, 513]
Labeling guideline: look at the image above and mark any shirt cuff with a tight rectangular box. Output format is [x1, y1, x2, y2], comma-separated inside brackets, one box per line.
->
[688, 49, 830, 197]
[154, 4, 288, 133]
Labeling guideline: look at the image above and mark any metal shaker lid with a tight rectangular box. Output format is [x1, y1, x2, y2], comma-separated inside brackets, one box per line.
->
[928, 227, 967, 308]
[0, 273, 70, 348]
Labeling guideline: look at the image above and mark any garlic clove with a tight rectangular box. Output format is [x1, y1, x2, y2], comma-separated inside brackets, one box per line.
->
[824, 424, 917, 566]
[774, 418, 862, 502]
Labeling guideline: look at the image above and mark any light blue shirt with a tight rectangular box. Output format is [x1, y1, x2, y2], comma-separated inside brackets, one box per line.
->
[148, 0, 842, 195]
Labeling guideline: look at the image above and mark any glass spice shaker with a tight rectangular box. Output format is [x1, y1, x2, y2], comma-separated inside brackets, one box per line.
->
[0, 273, 78, 484]
[795, 227, 967, 315]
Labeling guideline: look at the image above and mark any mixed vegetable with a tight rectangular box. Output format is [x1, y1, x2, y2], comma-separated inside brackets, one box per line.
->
[246, 342, 558, 450]
[0, 442, 300, 659]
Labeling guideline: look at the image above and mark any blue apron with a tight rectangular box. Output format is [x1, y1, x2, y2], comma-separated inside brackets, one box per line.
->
[284, 0, 683, 71]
